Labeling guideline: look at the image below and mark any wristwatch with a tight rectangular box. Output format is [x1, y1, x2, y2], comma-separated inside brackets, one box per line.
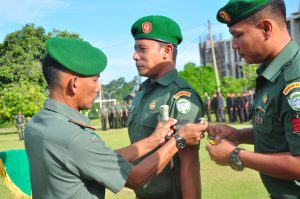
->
[172, 133, 187, 149]
[229, 147, 244, 171]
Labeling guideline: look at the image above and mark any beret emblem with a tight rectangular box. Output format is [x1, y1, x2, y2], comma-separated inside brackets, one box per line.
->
[219, 10, 231, 22]
[142, 22, 152, 34]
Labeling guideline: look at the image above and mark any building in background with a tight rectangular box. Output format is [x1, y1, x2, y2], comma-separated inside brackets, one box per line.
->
[199, 7, 300, 79]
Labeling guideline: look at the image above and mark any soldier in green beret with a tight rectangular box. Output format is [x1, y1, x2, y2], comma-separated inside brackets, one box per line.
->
[206, 0, 300, 198]
[24, 37, 208, 199]
[129, 15, 204, 199]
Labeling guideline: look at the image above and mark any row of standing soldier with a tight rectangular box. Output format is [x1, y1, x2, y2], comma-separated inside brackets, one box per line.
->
[204, 90, 254, 123]
[99, 101, 129, 130]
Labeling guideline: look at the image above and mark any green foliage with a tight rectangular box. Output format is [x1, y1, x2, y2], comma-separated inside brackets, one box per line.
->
[0, 82, 46, 123]
[178, 62, 220, 97]
[0, 23, 81, 124]
[102, 77, 137, 101]
[178, 63, 258, 98]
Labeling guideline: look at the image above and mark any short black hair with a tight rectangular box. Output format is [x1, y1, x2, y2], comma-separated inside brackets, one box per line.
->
[42, 55, 65, 89]
[245, 0, 286, 27]
[156, 41, 178, 63]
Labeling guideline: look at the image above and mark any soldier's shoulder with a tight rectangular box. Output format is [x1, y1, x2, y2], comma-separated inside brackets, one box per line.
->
[174, 76, 191, 89]
[284, 50, 300, 83]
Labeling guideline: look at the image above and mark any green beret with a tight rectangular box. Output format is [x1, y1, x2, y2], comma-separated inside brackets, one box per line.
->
[217, 0, 273, 27]
[131, 15, 183, 46]
[46, 37, 107, 76]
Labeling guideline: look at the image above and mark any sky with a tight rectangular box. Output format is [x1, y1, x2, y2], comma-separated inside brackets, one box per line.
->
[0, 0, 299, 84]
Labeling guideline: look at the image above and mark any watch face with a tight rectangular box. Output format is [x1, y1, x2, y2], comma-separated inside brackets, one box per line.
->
[177, 142, 185, 149]
[173, 133, 186, 149]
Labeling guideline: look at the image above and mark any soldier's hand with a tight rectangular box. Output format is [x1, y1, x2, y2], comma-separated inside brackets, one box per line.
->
[152, 118, 177, 144]
[178, 120, 208, 145]
[207, 124, 240, 145]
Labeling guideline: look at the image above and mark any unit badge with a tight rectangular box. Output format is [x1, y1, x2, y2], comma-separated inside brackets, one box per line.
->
[142, 22, 152, 34]
[176, 98, 191, 114]
[219, 10, 231, 22]
[287, 92, 300, 111]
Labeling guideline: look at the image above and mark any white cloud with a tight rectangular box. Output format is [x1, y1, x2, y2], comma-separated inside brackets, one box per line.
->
[0, 0, 70, 25]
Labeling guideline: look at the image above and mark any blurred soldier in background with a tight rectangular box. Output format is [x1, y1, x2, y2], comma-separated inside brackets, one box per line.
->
[99, 104, 108, 131]
[14, 111, 25, 140]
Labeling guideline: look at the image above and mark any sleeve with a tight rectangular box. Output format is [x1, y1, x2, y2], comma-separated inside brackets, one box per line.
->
[282, 82, 300, 155]
[65, 131, 133, 193]
[170, 89, 204, 129]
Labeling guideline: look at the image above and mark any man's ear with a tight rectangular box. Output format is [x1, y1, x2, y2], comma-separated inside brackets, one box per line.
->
[163, 44, 173, 60]
[67, 76, 78, 95]
[260, 19, 272, 40]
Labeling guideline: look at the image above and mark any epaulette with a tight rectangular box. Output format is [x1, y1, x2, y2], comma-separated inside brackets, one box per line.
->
[68, 119, 96, 130]
[174, 77, 191, 89]
[284, 50, 300, 83]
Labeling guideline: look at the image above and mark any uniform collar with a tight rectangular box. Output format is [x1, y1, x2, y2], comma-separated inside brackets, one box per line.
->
[140, 69, 178, 89]
[44, 98, 91, 125]
[258, 40, 299, 83]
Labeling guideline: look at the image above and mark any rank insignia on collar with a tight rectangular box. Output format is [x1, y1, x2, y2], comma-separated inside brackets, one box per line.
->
[263, 94, 268, 104]
[149, 101, 156, 110]
[68, 119, 96, 130]
[287, 92, 300, 111]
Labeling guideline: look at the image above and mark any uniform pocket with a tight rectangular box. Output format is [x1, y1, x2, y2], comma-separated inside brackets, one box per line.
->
[141, 109, 159, 129]
[253, 113, 273, 134]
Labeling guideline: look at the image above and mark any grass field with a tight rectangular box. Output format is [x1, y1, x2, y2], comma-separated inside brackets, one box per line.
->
[0, 120, 268, 199]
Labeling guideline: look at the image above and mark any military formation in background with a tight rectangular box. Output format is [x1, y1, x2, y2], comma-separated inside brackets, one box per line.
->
[205, 89, 254, 123]
[99, 101, 130, 130]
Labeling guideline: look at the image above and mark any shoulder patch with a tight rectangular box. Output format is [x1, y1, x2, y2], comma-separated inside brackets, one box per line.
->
[68, 119, 96, 130]
[176, 98, 191, 114]
[173, 91, 191, 99]
[287, 92, 300, 111]
[283, 82, 300, 95]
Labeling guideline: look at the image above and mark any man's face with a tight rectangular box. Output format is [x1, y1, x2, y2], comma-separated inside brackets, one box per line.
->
[76, 75, 100, 110]
[229, 20, 266, 64]
[133, 39, 165, 79]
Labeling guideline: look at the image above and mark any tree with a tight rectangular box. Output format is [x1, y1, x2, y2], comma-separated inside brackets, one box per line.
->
[0, 23, 81, 124]
[178, 62, 219, 97]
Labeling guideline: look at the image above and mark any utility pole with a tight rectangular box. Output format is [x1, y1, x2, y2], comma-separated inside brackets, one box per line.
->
[208, 20, 221, 93]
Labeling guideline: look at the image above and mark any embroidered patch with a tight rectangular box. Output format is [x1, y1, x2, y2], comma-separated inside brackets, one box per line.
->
[219, 10, 231, 22]
[173, 91, 191, 99]
[149, 101, 156, 110]
[255, 114, 264, 124]
[287, 92, 300, 111]
[263, 94, 268, 104]
[283, 82, 300, 95]
[142, 22, 152, 34]
[176, 98, 191, 114]
[291, 114, 300, 133]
